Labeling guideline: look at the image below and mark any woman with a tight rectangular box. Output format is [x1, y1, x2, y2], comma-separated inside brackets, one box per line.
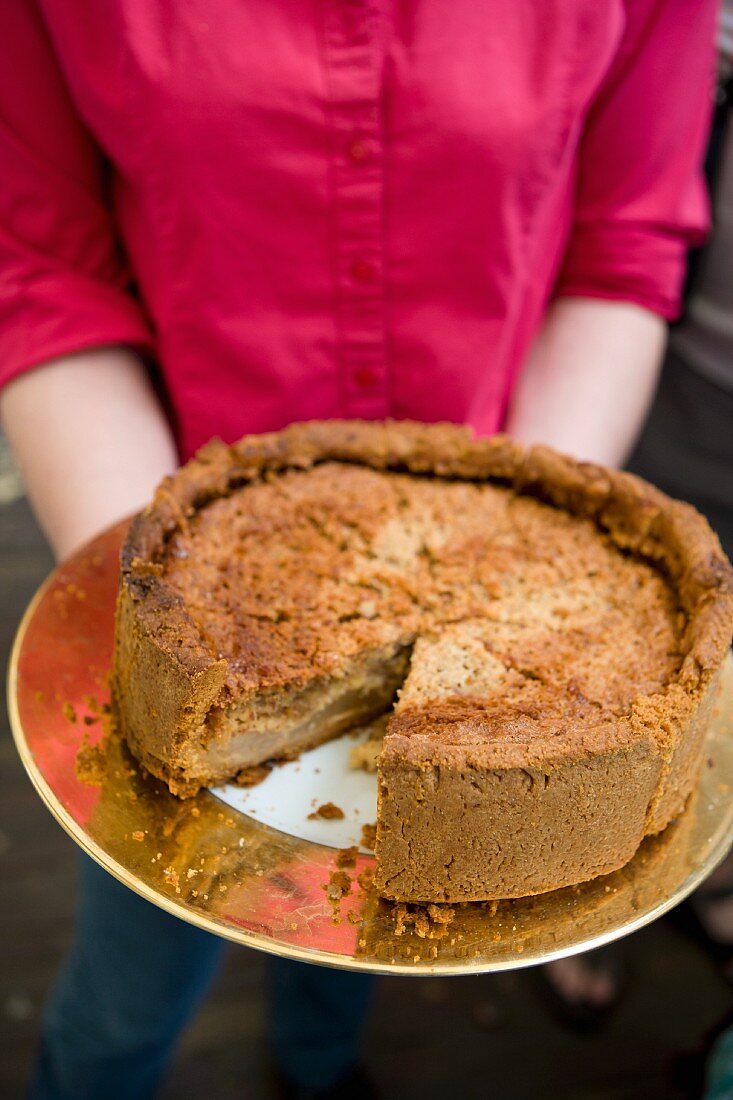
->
[0, 3, 716, 1097]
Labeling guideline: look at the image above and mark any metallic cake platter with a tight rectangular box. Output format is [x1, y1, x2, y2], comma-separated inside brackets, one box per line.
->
[8, 521, 733, 976]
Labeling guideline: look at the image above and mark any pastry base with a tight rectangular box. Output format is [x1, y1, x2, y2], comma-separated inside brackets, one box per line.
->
[9, 521, 733, 975]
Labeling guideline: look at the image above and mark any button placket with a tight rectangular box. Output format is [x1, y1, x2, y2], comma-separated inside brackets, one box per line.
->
[321, 0, 388, 418]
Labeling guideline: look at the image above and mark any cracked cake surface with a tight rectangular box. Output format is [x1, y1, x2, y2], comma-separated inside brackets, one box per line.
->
[113, 420, 733, 902]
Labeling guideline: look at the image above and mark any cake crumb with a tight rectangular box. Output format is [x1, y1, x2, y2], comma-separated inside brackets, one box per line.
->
[163, 866, 180, 892]
[392, 902, 455, 940]
[323, 869, 353, 925]
[308, 802, 344, 821]
[324, 870, 352, 901]
[426, 903, 455, 929]
[360, 822, 377, 850]
[356, 866, 374, 892]
[131, 831, 145, 842]
[62, 702, 77, 723]
[75, 732, 109, 786]
[234, 762, 273, 788]
[348, 716, 387, 772]
[349, 740, 381, 773]
[336, 846, 359, 869]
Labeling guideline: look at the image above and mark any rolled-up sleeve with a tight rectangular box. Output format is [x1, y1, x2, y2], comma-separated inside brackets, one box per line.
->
[0, 2, 154, 392]
[555, 0, 717, 320]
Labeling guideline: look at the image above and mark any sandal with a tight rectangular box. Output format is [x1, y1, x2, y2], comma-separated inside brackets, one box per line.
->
[534, 944, 628, 1033]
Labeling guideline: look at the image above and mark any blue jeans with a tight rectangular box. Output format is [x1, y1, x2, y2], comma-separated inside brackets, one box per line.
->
[30, 857, 374, 1099]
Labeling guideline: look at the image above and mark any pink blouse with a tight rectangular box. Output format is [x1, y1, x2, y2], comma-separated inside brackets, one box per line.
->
[0, 1, 715, 460]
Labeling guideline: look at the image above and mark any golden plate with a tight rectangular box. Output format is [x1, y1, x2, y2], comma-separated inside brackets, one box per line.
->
[8, 522, 733, 975]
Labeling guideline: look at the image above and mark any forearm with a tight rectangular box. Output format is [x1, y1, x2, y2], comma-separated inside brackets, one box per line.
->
[505, 298, 666, 468]
[0, 347, 177, 560]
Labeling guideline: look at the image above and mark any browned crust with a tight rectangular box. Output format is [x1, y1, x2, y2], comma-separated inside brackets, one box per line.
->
[118, 419, 733, 697]
[113, 421, 733, 898]
[112, 577, 228, 796]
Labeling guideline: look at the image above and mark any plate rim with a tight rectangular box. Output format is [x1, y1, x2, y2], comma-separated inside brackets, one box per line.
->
[8, 527, 733, 976]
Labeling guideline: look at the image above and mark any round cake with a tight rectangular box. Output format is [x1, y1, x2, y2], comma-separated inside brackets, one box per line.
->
[112, 421, 733, 903]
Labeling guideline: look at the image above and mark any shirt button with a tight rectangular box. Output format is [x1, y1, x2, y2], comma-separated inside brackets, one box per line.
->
[350, 258, 376, 284]
[354, 366, 378, 389]
[348, 138, 372, 165]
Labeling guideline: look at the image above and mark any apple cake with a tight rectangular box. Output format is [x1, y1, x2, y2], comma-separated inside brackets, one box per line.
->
[112, 420, 733, 902]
